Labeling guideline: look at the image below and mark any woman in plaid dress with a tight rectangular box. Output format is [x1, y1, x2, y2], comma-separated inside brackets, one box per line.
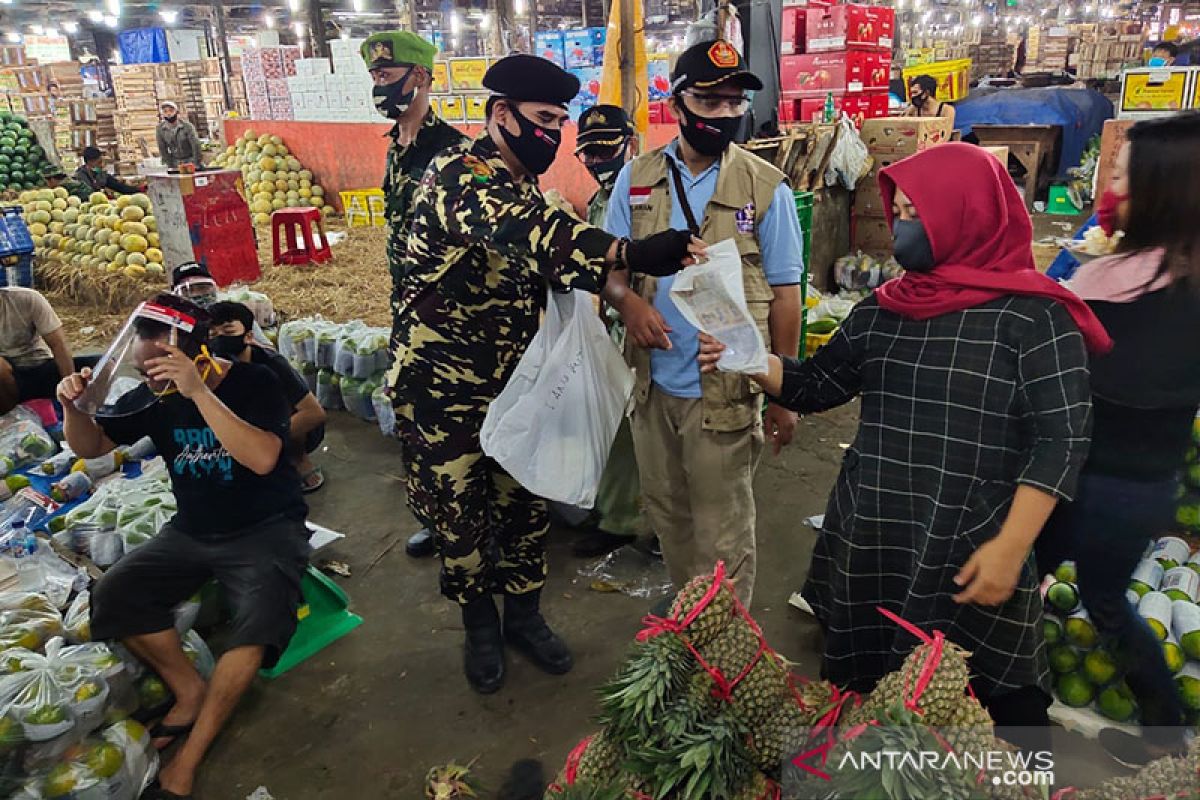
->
[700, 143, 1111, 745]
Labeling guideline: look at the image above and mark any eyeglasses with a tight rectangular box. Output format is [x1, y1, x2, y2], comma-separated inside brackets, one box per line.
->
[680, 90, 752, 115]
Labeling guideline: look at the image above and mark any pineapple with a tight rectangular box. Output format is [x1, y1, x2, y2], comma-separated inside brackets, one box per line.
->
[798, 679, 838, 716]
[669, 573, 736, 647]
[846, 639, 974, 728]
[940, 695, 995, 759]
[598, 634, 690, 738]
[576, 732, 623, 785]
[1072, 744, 1197, 800]
[695, 621, 791, 728]
[730, 770, 773, 800]
[748, 701, 813, 773]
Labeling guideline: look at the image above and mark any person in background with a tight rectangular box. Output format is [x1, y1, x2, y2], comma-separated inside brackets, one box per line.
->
[72, 146, 141, 198]
[1149, 41, 1178, 66]
[1036, 113, 1200, 768]
[170, 262, 219, 308]
[904, 74, 955, 125]
[56, 294, 309, 800]
[156, 100, 204, 171]
[390, 53, 697, 694]
[0, 286, 95, 413]
[603, 40, 805, 605]
[699, 142, 1108, 752]
[362, 30, 469, 561]
[209, 301, 328, 494]
[569, 104, 647, 557]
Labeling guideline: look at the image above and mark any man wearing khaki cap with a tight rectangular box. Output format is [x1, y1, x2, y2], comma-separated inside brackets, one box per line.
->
[362, 31, 468, 561]
[155, 100, 203, 170]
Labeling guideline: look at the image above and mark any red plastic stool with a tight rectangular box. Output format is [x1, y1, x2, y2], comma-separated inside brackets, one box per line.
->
[271, 207, 332, 265]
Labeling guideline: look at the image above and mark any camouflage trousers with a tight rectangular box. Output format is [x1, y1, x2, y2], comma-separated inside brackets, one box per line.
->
[397, 406, 549, 604]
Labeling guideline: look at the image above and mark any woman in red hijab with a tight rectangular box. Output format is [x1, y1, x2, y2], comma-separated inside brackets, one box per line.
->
[700, 142, 1106, 748]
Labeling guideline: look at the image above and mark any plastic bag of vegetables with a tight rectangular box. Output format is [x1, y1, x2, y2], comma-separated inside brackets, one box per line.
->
[373, 385, 396, 437]
[14, 718, 157, 800]
[0, 422, 56, 470]
[0, 594, 64, 654]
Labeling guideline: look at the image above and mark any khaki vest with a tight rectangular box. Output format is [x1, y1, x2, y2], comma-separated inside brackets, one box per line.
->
[625, 143, 786, 432]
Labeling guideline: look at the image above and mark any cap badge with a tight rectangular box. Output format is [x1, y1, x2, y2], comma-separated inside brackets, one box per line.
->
[370, 40, 394, 64]
[708, 41, 739, 68]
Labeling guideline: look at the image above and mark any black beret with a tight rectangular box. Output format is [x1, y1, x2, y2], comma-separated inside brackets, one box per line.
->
[483, 54, 580, 107]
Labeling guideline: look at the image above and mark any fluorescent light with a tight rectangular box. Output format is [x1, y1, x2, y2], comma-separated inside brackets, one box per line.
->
[3, 32, 19, 43]
[451, 36, 459, 49]
[480, 12, 492, 30]
[105, 0, 120, 15]
[29, 24, 44, 35]
[103, 15, 119, 28]
[63, 22, 79, 34]
[514, 0, 526, 15]
[351, 0, 364, 11]
[264, 12, 275, 28]
[111, 49, 121, 64]
[449, 10, 460, 35]
[293, 21, 306, 37]
[972, 13, 982, 25]
[87, 9, 104, 23]
[160, 9, 178, 24]
[45, 27, 59, 37]
[288, 0, 300, 12]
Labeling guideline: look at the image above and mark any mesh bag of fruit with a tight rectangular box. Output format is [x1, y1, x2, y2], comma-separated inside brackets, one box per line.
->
[0, 594, 64, 654]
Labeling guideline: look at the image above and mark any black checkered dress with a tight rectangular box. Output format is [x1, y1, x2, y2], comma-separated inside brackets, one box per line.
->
[782, 294, 1092, 698]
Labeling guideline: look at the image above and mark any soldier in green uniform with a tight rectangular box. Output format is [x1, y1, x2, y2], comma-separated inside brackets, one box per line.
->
[361, 31, 469, 560]
[388, 54, 700, 694]
[570, 105, 647, 557]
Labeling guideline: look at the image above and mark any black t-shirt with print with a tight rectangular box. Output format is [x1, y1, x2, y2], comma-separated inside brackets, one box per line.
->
[249, 344, 309, 408]
[98, 362, 307, 538]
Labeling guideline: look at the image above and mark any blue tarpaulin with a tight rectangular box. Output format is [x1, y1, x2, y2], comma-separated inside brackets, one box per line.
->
[954, 87, 1114, 176]
[117, 27, 170, 64]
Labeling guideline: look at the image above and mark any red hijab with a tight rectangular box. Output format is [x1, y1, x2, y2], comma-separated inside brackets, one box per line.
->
[874, 142, 1112, 353]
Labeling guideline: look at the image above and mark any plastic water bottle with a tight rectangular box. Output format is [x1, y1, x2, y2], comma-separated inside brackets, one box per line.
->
[10, 520, 41, 591]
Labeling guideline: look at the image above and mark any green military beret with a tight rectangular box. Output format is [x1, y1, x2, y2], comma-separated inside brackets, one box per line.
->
[41, 163, 67, 179]
[361, 31, 437, 71]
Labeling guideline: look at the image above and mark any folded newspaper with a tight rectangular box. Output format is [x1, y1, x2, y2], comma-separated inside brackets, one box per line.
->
[668, 238, 769, 375]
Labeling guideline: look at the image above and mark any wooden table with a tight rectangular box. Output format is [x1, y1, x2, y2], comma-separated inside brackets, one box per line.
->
[970, 124, 1062, 207]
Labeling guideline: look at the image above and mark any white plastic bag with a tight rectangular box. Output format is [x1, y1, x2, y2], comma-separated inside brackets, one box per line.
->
[480, 289, 633, 508]
[669, 238, 769, 375]
[825, 115, 871, 190]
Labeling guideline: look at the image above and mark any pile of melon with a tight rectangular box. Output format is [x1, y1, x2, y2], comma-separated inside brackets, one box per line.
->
[211, 130, 328, 227]
[0, 112, 51, 193]
[23, 188, 165, 279]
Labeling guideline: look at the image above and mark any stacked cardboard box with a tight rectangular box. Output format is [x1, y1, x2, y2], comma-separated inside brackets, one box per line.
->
[1027, 25, 1072, 71]
[174, 60, 207, 134]
[241, 46, 301, 120]
[1071, 22, 1145, 79]
[111, 64, 162, 174]
[285, 40, 376, 122]
[200, 57, 248, 136]
[779, 3, 894, 127]
[852, 117, 954, 253]
[64, 98, 118, 170]
[971, 27, 1013, 80]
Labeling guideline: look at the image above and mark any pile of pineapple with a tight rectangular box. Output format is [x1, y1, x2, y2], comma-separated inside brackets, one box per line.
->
[211, 130, 328, 227]
[1069, 737, 1200, 800]
[23, 189, 164, 279]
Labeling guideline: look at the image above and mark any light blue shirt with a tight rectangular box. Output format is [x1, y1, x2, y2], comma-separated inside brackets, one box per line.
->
[604, 141, 805, 398]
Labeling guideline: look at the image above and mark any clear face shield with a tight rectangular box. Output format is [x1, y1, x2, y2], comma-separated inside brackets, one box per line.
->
[74, 302, 221, 418]
[173, 277, 219, 308]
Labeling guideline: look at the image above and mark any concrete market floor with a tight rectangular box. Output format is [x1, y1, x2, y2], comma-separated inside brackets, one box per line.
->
[184, 403, 1131, 799]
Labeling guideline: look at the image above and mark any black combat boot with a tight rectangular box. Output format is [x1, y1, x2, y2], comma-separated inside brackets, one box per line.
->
[503, 589, 574, 675]
[462, 596, 505, 694]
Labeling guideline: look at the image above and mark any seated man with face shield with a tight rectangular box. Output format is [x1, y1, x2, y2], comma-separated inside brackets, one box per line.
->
[171, 262, 273, 348]
[56, 294, 310, 800]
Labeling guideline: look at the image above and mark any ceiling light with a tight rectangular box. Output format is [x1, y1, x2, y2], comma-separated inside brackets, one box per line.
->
[160, 10, 178, 24]
[105, 0, 120, 15]
[103, 15, 119, 28]
[264, 12, 275, 28]
[449, 10, 461, 35]
[293, 21, 306, 37]
[351, 0, 364, 11]
[514, 0, 526, 15]
[451, 36, 460, 49]
[63, 22, 79, 34]
[288, 0, 300, 12]
[29, 24, 44, 35]
[4, 32, 19, 43]
[480, 12, 492, 30]
[87, 9, 104, 23]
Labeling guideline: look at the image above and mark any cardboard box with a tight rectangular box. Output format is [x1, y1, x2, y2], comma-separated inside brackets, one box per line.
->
[859, 117, 954, 155]
[535, 32, 566, 67]
[853, 153, 902, 216]
[981, 145, 1009, 165]
[465, 94, 487, 122]
[563, 29, 595, 68]
[781, 7, 806, 55]
[853, 215, 894, 253]
[431, 61, 450, 93]
[440, 94, 466, 123]
[780, 51, 890, 97]
[798, 91, 888, 127]
[805, 4, 895, 52]
[449, 57, 488, 91]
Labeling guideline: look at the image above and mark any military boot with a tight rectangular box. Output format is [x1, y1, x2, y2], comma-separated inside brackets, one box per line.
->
[503, 589, 574, 675]
[462, 596, 505, 694]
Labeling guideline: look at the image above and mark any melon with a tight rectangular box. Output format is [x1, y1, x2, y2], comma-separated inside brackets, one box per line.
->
[67, 196, 81, 208]
[131, 194, 152, 211]
[120, 206, 145, 222]
[120, 221, 148, 237]
[120, 234, 148, 253]
[145, 247, 162, 263]
[123, 264, 146, 278]
[28, 222, 46, 236]
[52, 187, 68, 200]
[147, 232, 160, 248]
[258, 157, 277, 172]
[115, 195, 132, 209]
[51, 198, 67, 211]
[252, 212, 270, 226]
[126, 252, 147, 267]
[88, 192, 108, 205]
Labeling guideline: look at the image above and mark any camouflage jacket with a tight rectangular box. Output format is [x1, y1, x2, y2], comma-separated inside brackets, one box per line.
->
[389, 133, 617, 414]
[383, 110, 468, 285]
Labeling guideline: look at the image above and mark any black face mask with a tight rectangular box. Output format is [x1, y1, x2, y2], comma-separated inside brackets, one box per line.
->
[585, 144, 627, 192]
[499, 104, 561, 176]
[677, 102, 742, 157]
[209, 334, 249, 359]
[892, 219, 937, 272]
[911, 91, 928, 105]
[373, 68, 416, 120]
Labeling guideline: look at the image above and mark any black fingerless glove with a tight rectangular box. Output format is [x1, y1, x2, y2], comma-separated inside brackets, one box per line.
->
[622, 229, 692, 277]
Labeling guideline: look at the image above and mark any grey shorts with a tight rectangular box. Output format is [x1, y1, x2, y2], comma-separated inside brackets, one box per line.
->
[91, 515, 311, 669]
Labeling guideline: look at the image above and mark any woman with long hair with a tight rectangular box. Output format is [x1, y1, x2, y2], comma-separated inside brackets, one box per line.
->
[1036, 111, 1200, 766]
[699, 143, 1110, 747]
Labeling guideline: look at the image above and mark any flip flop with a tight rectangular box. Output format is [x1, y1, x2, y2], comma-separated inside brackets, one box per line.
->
[140, 781, 193, 800]
[148, 720, 195, 750]
[301, 467, 325, 494]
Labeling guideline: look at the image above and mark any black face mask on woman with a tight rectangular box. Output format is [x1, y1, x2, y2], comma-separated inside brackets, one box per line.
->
[498, 104, 561, 176]
[892, 219, 937, 272]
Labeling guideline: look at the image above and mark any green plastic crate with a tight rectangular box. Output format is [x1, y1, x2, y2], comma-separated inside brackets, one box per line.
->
[1047, 184, 1082, 216]
[795, 191, 814, 359]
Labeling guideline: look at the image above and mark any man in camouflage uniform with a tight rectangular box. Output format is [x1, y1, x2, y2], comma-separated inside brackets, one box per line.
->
[388, 53, 698, 694]
[362, 31, 468, 560]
